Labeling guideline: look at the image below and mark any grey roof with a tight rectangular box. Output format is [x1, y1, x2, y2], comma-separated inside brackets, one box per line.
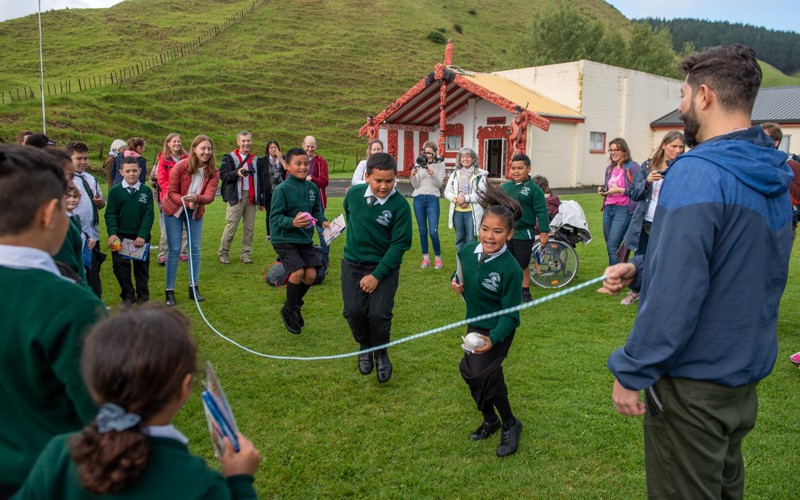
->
[651, 86, 800, 127]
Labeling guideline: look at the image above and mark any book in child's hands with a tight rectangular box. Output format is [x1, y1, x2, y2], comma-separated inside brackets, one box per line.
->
[201, 362, 240, 457]
[118, 238, 150, 261]
[322, 213, 346, 245]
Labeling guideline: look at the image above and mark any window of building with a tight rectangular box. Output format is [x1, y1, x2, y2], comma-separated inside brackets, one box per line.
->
[446, 135, 462, 150]
[487, 116, 507, 125]
[589, 132, 606, 153]
[779, 134, 791, 154]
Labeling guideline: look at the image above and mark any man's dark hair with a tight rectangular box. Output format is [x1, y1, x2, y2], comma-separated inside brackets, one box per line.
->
[680, 44, 762, 115]
[24, 133, 51, 149]
[511, 153, 531, 167]
[0, 145, 67, 236]
[365, 152, 396, 174]
[760, 122, 783, 146]
[284, 147, 307, 165]
[65, 141, 89, 156]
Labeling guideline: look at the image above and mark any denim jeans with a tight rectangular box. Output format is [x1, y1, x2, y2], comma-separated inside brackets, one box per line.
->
[453, 210, 475, 251]
[413, 194, 441, 256]
[165, 209, 203, 289]
[602, 204, 632, 265]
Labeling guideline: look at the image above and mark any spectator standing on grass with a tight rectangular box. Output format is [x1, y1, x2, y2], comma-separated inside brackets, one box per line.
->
[605, 44, 793, 498]
[411, 140, 445, 269]
[161, 135, 220, 307]
[218, 131, 260, 265]
[351, 138, 384, 186]
[153, 133, 189, 265]
[596, 137, 639, 294]
[444, 147, 489, 251]
[258, 140, 287, 239]
[303, 135, 330, 264]
[103, 139, 126, 187]
[618, 131, 685, 306]
[68, 140, 106, 299]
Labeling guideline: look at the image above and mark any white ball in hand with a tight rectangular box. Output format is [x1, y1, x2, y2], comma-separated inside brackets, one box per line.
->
[461, 332, 486, 353]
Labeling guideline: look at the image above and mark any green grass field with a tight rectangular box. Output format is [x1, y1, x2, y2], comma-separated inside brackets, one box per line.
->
[95, 191, 800, 497]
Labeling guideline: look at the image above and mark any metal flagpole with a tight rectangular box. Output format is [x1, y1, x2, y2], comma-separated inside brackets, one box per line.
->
[37, 0, 47, 134]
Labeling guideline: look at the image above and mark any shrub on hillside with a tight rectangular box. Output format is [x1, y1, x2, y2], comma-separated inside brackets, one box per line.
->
[427, 31, 446, 44]
[454, 23, 463, 34]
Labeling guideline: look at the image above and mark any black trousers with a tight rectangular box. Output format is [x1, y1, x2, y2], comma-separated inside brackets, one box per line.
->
[459, 328, 515, 415]
[341, 259, 399, 348]
[85, 245, 105, 298]
[111, 235, 150, 301]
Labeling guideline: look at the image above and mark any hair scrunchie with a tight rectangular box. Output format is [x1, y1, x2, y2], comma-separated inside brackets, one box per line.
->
[96, 403, 142, 433]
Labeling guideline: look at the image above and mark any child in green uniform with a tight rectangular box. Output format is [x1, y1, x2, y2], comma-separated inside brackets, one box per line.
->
[501, 154, 550, 303]
[269, 148, 330, 334]
[451, 183, 524, 458]
[105, 157, 155, 307]
[342, 153, 413, 383]
[0, 145, 106, 496]
[15, 306, 261, 498]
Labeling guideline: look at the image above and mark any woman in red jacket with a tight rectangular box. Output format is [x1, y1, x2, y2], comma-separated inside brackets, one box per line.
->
[162, 135, 220, 306]
[152, 133, 189, 264]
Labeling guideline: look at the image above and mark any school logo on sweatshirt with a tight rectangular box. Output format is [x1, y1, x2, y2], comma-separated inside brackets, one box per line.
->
[482, 272, 501, 292]
[376, 210, 392, 227]
[309, 190, 316, 203]
[138, 193, 148, 204]
[520, 186, 530, 197]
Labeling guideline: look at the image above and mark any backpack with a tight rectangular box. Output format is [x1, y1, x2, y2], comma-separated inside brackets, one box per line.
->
[264, 261, 289, 287]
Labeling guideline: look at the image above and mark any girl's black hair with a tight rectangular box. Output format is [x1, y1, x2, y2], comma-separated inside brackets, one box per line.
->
[477, 182, 522, 231]
[68, 305, 197, 494]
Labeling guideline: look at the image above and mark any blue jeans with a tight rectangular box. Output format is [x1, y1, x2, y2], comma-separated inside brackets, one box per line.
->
[413, 195, 441, 256]
[453, 210, 475, 251]
[603, 204, 632, 265]
[165, 209, 203, 289]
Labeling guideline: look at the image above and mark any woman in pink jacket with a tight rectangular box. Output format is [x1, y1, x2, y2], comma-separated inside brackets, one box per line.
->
[162, 135, 220, 306]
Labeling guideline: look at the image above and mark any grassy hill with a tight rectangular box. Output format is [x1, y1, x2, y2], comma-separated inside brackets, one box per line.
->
[0, 0, 629, 162]
[760, 60, 800, 87]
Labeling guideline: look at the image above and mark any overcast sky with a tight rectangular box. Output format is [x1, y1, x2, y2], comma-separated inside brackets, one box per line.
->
[0, 0, 797, 34]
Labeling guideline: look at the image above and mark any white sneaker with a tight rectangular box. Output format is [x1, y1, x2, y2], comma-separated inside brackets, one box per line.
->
[620, 291, 639, 305]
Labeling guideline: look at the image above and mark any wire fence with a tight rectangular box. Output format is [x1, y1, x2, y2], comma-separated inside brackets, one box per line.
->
[1, 0, 267, 106]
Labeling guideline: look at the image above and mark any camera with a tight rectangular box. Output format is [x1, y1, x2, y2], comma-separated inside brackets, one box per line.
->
[415, 155, 428, 167]
[240, 166, 252, 177]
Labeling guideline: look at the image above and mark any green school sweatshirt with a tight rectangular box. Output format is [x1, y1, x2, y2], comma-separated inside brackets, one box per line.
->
[14, 433, 256, 499]
[105, 183, 155, 239]
[343, 184, 412, 281]
[0, 266, 106, 487]
[457, 242, 522, 345]
[501, 177, 550, 240]
[269, 175, 327, 245]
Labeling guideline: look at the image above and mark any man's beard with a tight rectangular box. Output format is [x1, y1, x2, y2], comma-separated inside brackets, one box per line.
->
[681, 101, 700, 148]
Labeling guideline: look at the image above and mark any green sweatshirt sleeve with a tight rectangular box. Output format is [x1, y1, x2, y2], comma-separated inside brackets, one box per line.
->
[269, 187, 294, 231]
[139, 187, 155, 239]
[104, 189, 119, 237]
[488, 266, 522, 346]
[531, 183, 550, 234]
[372, 199, 413, 281]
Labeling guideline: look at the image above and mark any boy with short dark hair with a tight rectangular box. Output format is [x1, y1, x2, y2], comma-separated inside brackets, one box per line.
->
[105, 157, 155, 307]
[0, 145, 106, 495]
[342, 152, 412, 383]
[269, 147, 330, 334]
[501, 153, 550, 303]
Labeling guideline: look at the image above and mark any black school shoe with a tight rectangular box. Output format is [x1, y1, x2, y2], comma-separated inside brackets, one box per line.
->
[358, 350, 374, 375]
[281, 306, 301, 334]
[469, 419, 502, 441]
[496, 418, 523, 457]
[374, 350, 393, 383]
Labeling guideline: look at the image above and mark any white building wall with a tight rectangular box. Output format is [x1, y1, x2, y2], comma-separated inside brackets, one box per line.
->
[529, 121, 577, 188]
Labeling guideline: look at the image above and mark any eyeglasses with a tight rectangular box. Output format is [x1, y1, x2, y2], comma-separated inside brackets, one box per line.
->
[608, 148, 621, 152]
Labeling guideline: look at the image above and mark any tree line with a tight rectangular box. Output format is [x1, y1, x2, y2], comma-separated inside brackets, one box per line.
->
[642, 18, 800, 75]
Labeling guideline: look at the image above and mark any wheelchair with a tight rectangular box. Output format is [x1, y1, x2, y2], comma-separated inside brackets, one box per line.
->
[530, 232, 580, 289]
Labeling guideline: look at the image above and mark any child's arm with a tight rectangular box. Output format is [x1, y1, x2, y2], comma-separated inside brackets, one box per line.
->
[269, 188, 296, 230]
[104, 191, 119, 247]
[531, 183, 550, 245]
[486, 268, 523, 348]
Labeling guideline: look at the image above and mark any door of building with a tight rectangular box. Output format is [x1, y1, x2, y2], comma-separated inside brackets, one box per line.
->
[484, 139, 506, 178]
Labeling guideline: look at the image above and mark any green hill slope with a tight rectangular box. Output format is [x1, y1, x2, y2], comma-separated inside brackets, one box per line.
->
[0, 0, 633, 160]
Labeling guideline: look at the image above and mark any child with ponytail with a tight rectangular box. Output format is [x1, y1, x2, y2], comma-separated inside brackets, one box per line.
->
[14, 306, 260, 498]
[450, 182, 524, 458]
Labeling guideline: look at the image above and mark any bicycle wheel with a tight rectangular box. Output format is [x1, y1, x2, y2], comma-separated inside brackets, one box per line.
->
[530, 239, 579, 289]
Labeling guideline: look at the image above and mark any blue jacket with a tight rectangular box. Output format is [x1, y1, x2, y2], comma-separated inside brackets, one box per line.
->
[608, 126, 792, 390]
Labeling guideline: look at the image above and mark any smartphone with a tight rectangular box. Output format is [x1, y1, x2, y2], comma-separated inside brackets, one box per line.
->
[657, 169, 668, 176]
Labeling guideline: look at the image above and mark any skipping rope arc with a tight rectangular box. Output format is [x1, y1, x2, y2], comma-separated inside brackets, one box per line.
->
[179, 199, 607, 361]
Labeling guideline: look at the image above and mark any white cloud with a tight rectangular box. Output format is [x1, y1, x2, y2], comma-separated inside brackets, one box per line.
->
[0, 0, 124, 23]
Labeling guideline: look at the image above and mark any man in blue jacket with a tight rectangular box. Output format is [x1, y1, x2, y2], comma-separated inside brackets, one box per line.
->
[604, 44, 793, 498]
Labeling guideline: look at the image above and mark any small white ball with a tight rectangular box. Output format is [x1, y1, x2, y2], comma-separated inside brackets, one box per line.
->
[462, 332, 486, 352]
